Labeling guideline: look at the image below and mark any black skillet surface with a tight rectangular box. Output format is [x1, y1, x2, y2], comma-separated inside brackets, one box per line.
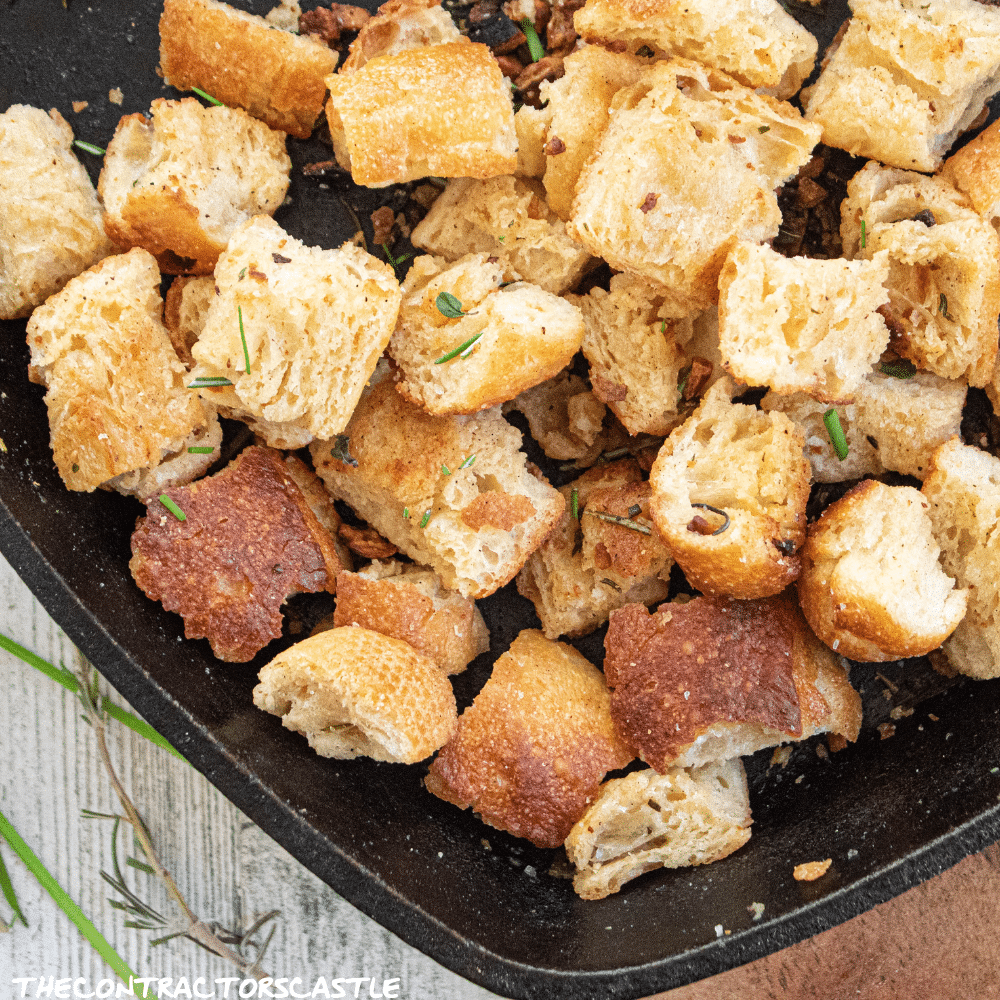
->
[3, 1, 1000, 996]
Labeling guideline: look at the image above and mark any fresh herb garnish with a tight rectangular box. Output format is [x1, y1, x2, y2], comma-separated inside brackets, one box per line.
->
[158, 494, 186, 521]
[758, 125, 771, 134]
[458, 454, 476, 469]
[238, 267, 247, 280]
[382, 244, 413, 270]
[238, 304, 251, 374]
[435, 331, 483, 364]
[188, 376, 234, 388]
[939, 293, 953, 320]
[584, 510, 652, 534]
[677, 374, 688, 397]
[191, 86, 223, 106]
[419, 509, 432, 528]
[690, 502, 731, 535]
[435, 291, 466, 318]
[187, 446, 215, 454]
[403, 507, 410, 519]
[73, 140, 105, 156]
[330, 434, 358, 468]
[823, 408, 849, 461]
[520, 17, 545, 63]
[880, 360, 917, 379]
[442, 464, 452, 475]
[571, 488, 579, 520]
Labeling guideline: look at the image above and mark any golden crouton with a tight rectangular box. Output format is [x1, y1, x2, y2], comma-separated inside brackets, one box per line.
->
[253, 626, 457, 763]
[604, 594, 862, 771]
[163, 275, 215, 368]
[425, 629, 632, 848]
[340, 0, 465, 73]
[941, 116, 1000, 233]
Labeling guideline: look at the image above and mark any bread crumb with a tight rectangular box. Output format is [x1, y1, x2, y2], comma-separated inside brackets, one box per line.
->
[889, 706, 914, 721]
[748, 902, 765, 921]
[878, 722, 896, 740]
[770, 746, 792, 768]
[108, 87, 124, 105]
[828, 733, 848, 753]
[793, 858, 832, 881]
[72, 101, 89, 113]
[714, 924, 724, 938]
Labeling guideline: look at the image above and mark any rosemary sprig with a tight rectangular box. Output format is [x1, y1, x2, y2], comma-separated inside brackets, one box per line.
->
[435, 331, 483, 364]
[188, 376, 234, 388]
[584, 510, 652, 534]
[73, 139, 105, 156]
[520, 17, 545, 62]
[879, 360, 917, 379]
[938, 293, 953, 321]
[823, 407, 849, 461]
[570, 487, 579, 520]
[238, 305, 251, 374]
[191, 86, 223, 106]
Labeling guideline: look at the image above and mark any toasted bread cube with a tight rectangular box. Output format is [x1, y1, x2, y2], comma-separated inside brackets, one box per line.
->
[189, 216, 401, 444]
[565, 760, 752, 900]
[842, 163, 1000, 387]
[333, 560, 489, 674]
[568, 59, 820, 315]
[158, 0, 337, 139]
[574, 0, 816, 99]
[325, 42, 517, 187]
[798, 480, 966, 662]
[517, 460, 672, 638]
[163, 275, 215, 368]
[311, 376, 565, 598]
[0, 106, 113, 320]
[130, 447, 347, 662]
[604, 594, 862, 771]
[648, 378, 811, 600]
[340, 0, 464, 73]
[410, 176, 594, 295]
[922, 439, 1000, 679]
[514, 105, 549, 179]
[99, 99, 290, 275]
[25, 249, 206, 492]
[425, 630, 632, 847]
[762, 368, 966, 482]
[718, 243, 891, 401]
[254, 626, 457, 763]
[389, 254, 584, 414]
[802, 0, 1000, 172]
[941, 116, 1000, 234]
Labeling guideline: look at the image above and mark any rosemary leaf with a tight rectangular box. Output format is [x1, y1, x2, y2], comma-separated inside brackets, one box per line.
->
[938, 292, 953, 320]
[458, 454, 476, 469]
[584, 510, 652, 534]
[188, 376, 234, 388]
[420, 509, 432, 528]
[191, 86, 223, 106]
[73, 139, 105, 156]
[238, 304, 251, 374]
[187, 445, 215, 454]
[520, 17, 545, 62]
[879, 360, 917, 379]
[126, 857, 157, 875]
[570, 487, 579, 520]
[0, 848, 27, 927]
[435, 330, 483, 364]
[823, 407, 849, 461]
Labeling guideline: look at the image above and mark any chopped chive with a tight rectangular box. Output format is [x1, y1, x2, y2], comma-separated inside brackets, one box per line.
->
[0, 848, 27, 927]
[435, 291, 466, 318]
[441, 464, 452, 475]
[938, 293, 953, 320]
[435, 331, 483, 364]
[660, 319, 667, 334]
[823, 408, 849, 461]
[570, 487, 579, 520]
[158, 494, 187, 521]
[584, 510, 652, 534]
[690, 502, 731, 535]
[403, 507, 410, 518]
[879, 360, 917, 379]
[187, 445, 214, 453]
[191, 86, 223, 106]
[758, 125, 771, 134]
[238, 305, 251, 374]
[72, 139, 105, 156]
[188, 376, 234, 388]
[458, 454, 476, 469]
[520, 17, 545, 63]
[419, 509, 432, 528]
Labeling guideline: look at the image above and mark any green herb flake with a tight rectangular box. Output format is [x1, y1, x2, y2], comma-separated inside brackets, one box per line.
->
[419, 509, 432, 528]
[520, 17, 545, 63]
[458, 454, 476, 469]
[187, 446, 214, 454]
[72, 464, 80, 473]
[382, 244, 412, 270]
[72, 139, 105, 156]
[938, 293, 953, 320]
[660, 319, 667, 334]
[823, 408, 849, 461]
[403, 507, 410, 519]
[879, 360, 917, 379]
[330, 434, 358, 468]
[238, 267, 247, 280]
[158, 494, 187, 521]
[758, 125, 771, 134]
[584, 510, 652, 535]
[441, 464, 452, 476]
[435, 291, 466, 318]
[677, 375, 688, 398]
[498, 235, 506, 243]
[571, 488, 579, 520]
[188, 376, 234, 388]
[435, 330, 483, 364]
[191, 86, 223, 106]
[238, 304, 251, 375]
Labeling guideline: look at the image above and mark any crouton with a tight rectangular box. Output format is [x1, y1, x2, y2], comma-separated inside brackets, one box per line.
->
[340, 0, 464, 72]
[648, 378, 811, 600]
[565, 760, 752, 900]
[798, 479, 966, 661]
[388, 253, 584, 414]
[573, 0, 817, 99]
[409, 176, 594, 295]
[25, 249, 206, 493]
[922, 438, 1000, 679]
[99, 98, 290, 275]
[802, 0, 1000, 172]
[130, 446, 347, 662]
[425, 629, 632, 847]
[163, 275, 215, 368]
[0, 105, 113, 319]
[311, 376, 565, 598]
[514, 104, 549, 180]
[188, 216, 401, 445]
[333, 560, 489, 674]
[604, 593, 862, 771]
[253, 626, 457, 763]
[158, 0, 337, 138]
[941, 116, 1000, 233]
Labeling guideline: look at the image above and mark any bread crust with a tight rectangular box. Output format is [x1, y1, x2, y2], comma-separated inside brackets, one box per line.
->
[941, 116, 1000, 229]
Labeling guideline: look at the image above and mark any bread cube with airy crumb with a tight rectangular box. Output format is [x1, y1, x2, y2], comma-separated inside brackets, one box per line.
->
[574, 0, 817, 99]
[604, 593, 862, 771]
[189, 216, 401, 445]
[802, 0, 1000, 172]
[798, 480, 966, 662]
[922, 438, 1000, 680]
[25, 249, 207, 493]
[254, 626, 457, 763]
[648, 378, 811, 600]
[410, 176, 595, 295]
[517, 460, 672, 638]
[99, 99, 290, 275]
[311, 375, 565, 598]
[565, 760, 752, 900]
[941, 116, 1000, 235]
[568, 59, 820, 316]
[514, 104, 549, 179]
[389, 254, 584, 414]
[762, 368, 966, 482]
[842, 163, 1000, 387]
[425, 629, 632, 847]
[0, 105, 114, 320]
[340, 0, 464, 73]
[718, 243, 891, 402]
[163, 275, 215, 368]
[333, 559, 489, 675]
[158, 0, 337, 138]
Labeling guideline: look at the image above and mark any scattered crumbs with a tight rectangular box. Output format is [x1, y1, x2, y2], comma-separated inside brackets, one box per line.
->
[815, 743, 828, 759]
[889, 705, 914, 721]
[882, 689, 893, 702]
[795, 774, 805, 784]
[878, 722, 896, 740]
[481, 838, 492, 851]
[108, 87, 123, 105]
[714, 924, 724, 938]
[945, 732, 953, 740]
[918, 725, 924, 731]
[748, 902, 765, 921]
[771, 746, 792, 768]
[523, 865, 537, 879]
[928, 713, 939, 722]
[875, 671, 899, 694]
[828, 733, 848, 753]
[847, 848, 858, 859]
[793, 858, 832, 881]
[72, 100, 89, 113]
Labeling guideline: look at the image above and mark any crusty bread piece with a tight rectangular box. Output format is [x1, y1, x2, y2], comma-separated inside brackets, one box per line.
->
[802, 0, 1000, 172]
[389, 253, 584, 414]
[922, 438, 1000, 679]
[410, 176, 594, 295]
[798, 479, 966, 661]
[514, 105, 549, 180]
[425, 629, 632, 847]
[568, 59, 820, 315]
[325, 42, 517, 187]
[718, 243, 891, 402]
[333, 559, 489, 674]
[340, 0, 464, 73]
[574, 0, 817, 99]
[310, 376, 565, 598]
[762, 368, 966, 482]
[648, 378, 811, 600]
[842, 163, 1000, 387]
[163, 275, 215, 368]
[0, 105, 113, 320]
[253, 626, 456, 763]
[158, 0, 337, 139]
[99, 98, 290, 275]
[941, 117, 1000, 233]
[25, 249, 206, 493]
[516, 460, 672, 638]
[130, 446, 347, 662]
[189, 215, 401, 444]
[604, 594, 862, 771]
[565, 760, 752, 900]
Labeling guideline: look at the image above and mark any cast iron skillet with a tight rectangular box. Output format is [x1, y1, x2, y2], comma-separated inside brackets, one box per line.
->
[2, 2, 1000, 996]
